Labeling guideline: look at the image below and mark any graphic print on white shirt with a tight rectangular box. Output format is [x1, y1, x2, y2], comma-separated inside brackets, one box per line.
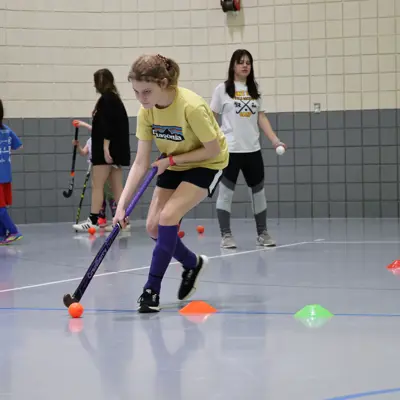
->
[234, 90, 258, 118]
[210, 81, 264, 153]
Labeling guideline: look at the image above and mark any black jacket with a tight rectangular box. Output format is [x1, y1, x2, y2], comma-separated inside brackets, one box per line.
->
[91, 91, 131, 166]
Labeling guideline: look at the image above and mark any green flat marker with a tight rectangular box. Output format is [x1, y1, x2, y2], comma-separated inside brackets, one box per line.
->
[294, 304, 334, 329]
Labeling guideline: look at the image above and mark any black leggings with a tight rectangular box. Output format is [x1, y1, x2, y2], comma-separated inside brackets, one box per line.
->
[216, 150, 267, 235]
[222, 150, 264, 188]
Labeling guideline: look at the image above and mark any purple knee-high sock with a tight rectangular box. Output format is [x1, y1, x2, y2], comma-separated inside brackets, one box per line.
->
[150, 232, 197, 269]
[145, 225, 179, 294]
[174, 237, 198, 268]
[0, 208, 17, 234]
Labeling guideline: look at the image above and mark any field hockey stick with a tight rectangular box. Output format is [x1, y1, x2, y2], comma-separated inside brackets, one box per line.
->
[63, 154, 165, 307]
[63, 120, 80, 198]
[75, 163, 92, 226]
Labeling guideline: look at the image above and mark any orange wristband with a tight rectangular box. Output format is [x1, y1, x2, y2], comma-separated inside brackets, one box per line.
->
[169, 155, 176, 166]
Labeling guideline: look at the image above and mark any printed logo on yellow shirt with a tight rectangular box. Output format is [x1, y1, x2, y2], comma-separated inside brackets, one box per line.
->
[152, 125, 184, 142]
[234, 90, 257, 118]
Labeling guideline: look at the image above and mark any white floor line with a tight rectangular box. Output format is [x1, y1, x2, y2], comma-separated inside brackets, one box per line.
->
[0, 240, 315, 294]
[313, 241, 400, 244]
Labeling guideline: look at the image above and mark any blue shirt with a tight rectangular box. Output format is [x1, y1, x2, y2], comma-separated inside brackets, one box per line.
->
[0, 125, 22, 184]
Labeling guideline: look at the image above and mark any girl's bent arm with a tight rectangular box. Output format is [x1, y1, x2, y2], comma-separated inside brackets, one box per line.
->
[82, 122, 92, 131]
[77, 121, 92, 131]
[117, 139, 152, 210]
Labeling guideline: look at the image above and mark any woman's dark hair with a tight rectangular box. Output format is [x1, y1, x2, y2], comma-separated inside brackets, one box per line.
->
[0, 99, 4, 129]
[93, 68, 119, 95]
[225, 49, 260, 100]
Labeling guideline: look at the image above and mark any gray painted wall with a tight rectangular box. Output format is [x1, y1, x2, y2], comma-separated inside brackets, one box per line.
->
[4, 109, 399, 225]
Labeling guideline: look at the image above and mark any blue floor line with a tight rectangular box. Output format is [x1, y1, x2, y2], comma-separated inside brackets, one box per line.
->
[1, 308, 399, 399]
[325, 387, 400, 399]
[1, 306, 400, 317]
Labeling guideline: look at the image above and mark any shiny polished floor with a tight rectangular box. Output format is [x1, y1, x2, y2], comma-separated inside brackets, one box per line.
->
[1, 218, 400, 399]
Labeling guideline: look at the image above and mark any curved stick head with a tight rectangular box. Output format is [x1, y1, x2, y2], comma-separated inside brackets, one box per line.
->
[63, 190, 72, 198]
[63, 294, 77, 308]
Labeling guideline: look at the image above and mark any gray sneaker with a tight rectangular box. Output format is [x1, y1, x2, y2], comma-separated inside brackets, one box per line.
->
[256, 231, 276, 247]
[221, 233, 237, 249]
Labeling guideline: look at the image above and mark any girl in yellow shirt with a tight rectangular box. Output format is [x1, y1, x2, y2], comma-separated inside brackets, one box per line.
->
[113, 54, 229, 313]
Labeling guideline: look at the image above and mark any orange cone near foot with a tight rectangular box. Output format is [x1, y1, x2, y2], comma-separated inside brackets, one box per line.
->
[179, 300, 217, 315]
[386, 260, 400, 270]
[179, 301, 217, 324]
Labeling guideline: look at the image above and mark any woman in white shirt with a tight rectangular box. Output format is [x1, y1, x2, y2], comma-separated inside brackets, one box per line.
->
[210, 49, 286, 249]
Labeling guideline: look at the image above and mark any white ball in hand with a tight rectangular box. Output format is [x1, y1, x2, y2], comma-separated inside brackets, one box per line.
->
[276, 145, 285, 155]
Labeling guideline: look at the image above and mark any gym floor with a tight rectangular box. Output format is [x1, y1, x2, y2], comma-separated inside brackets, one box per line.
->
[1, 218, 400, 399]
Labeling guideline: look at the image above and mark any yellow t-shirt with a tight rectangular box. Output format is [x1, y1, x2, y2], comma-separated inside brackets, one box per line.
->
[136, 87, 229, 171]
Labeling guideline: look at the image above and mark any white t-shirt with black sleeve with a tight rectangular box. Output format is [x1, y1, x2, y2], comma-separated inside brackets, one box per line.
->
[210, 81, 264, 153]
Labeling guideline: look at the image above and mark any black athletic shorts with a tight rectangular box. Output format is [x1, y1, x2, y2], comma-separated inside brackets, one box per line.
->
[156, 167, 223, 198]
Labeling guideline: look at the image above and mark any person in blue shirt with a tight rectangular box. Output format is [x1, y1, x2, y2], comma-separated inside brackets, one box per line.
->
[0, 100, 23, 244]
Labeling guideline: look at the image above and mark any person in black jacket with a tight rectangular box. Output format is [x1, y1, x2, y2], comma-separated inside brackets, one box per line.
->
[73, 68, 131, 232]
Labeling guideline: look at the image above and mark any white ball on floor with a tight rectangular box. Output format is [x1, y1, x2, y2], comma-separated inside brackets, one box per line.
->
[276, 145, 285, 155]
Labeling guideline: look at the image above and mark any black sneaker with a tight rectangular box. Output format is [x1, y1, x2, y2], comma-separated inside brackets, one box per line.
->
[177, 255, 208, 301]
[137, 288, 160, 313]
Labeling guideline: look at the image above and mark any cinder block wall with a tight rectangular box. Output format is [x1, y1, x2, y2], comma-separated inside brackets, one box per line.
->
[1, 0, 399, 223]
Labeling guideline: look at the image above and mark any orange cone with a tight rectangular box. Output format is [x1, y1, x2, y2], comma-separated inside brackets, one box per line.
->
[179, 300, 217, 315]
[179, 301, 217, 324]
[386, 260, 400, 270]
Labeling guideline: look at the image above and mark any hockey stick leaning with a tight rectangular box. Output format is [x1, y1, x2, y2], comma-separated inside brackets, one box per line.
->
[75, 163, 92, 226]
[63, 155, 164, 307]
[63, 121, 80, 198]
